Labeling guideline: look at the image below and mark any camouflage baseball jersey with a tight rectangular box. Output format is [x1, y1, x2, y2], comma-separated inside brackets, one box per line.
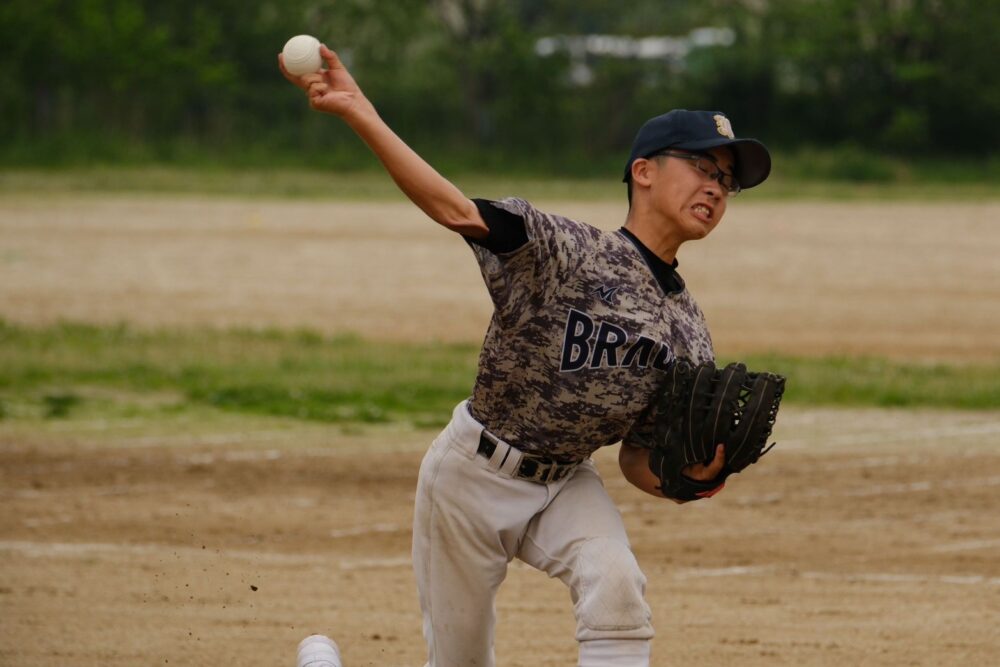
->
[466, 197, 714, 462]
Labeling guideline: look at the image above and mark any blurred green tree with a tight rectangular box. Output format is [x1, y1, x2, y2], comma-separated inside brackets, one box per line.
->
[696, 0, 1000, 154]
[1, 0, 996, 167]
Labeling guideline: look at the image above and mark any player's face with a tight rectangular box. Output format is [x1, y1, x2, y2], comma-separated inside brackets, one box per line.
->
[652, 146, 735, 241]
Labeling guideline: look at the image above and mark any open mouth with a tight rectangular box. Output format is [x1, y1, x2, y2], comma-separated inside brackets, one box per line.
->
[692, 203, 713, 220]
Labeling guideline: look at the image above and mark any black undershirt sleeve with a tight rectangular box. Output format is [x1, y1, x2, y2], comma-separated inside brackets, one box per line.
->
[465, 198, 529, 254]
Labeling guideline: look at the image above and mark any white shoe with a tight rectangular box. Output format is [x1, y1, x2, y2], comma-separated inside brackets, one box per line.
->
[296, 634, 342, 667]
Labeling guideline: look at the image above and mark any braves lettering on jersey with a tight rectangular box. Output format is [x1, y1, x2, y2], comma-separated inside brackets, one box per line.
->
[466, 197, 714, 461]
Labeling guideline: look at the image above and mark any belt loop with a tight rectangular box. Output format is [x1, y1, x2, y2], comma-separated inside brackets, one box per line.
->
[484, 433, 508, 469]
[543, 463, 559, 484]
[498, 444, 523, 477]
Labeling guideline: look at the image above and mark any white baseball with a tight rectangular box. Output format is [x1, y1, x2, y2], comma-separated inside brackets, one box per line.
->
[282, 35, 323, 76]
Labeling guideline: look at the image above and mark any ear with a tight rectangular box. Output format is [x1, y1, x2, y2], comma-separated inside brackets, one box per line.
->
[630, 157, 657, 188]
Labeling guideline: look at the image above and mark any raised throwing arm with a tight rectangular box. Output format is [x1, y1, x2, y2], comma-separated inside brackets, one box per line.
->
[279, 44, 488, 239]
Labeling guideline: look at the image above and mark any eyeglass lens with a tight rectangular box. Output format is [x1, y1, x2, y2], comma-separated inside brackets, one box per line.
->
[692, 157, 739, 193]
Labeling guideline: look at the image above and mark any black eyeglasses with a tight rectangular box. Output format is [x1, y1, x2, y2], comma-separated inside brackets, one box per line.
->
[650, 150, 741, 195]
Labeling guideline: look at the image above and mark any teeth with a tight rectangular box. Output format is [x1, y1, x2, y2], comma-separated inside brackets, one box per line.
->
[693, 205, 711, 217]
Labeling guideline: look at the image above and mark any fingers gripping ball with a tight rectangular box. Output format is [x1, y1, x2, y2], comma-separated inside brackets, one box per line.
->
[648, 359, 786, 502]
[282, 35, 323, 76]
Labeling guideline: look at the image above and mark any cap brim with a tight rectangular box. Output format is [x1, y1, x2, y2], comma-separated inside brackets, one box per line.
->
[672, 137, 772, 189]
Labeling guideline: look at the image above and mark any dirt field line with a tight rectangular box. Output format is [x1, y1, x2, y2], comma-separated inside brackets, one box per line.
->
[4, 538, 999, 588]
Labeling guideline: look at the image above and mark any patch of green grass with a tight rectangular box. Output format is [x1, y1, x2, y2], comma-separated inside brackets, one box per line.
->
[0, 167, 631, 202]
[1, 321, 996, 436]
[1, 159, 997, 202]
[727, 355, 1000, 411]
[41, 393, 82, 419]
[0, 321, 480, 429]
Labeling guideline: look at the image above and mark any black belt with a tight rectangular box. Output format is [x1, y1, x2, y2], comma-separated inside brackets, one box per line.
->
[477, 431, 578, 484]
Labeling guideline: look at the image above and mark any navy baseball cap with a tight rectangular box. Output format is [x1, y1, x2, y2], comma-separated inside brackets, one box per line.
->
[623, 110, 771, 189]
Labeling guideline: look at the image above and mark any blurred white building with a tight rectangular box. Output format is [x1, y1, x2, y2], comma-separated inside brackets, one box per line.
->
[535, 28, 736, 85]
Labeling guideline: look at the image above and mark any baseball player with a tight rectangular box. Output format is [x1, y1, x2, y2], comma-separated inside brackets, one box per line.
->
[281, 44, 771, 667]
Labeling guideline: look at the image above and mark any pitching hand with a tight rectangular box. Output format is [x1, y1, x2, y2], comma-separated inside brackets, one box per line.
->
[278, 44, 370, 120]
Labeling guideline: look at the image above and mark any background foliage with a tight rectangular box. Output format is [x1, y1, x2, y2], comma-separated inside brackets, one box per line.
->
[2, 0, 998, 171]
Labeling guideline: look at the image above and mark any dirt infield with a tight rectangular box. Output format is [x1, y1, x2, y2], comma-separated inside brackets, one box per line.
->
[1, 194, 999, 665]
[1, 195, 998, 360]
[2, 408, 999, 666]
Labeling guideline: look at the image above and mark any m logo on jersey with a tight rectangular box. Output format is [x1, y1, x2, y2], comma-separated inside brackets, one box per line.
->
[559, 308, 672, 372]
[592, 284, 620, 305]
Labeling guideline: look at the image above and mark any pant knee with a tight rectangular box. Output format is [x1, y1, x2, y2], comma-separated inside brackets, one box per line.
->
[573, 537, 653, 639]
